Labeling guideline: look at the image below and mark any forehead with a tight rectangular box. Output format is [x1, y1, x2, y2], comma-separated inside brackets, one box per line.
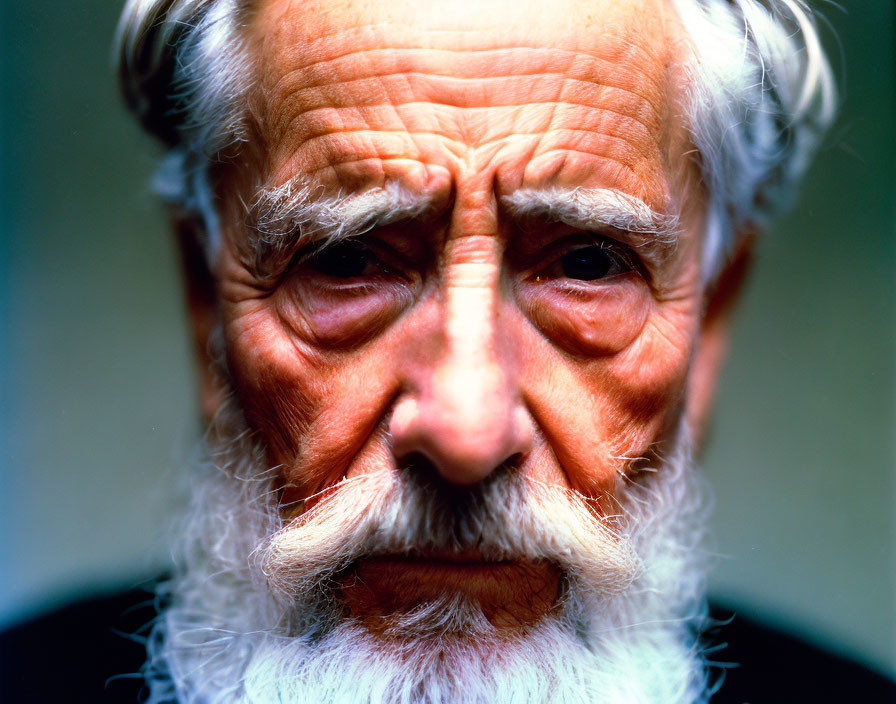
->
[248, 0, 688, 209]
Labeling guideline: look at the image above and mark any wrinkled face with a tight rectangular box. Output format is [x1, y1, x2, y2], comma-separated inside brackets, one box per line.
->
[212, 0, 705, 631]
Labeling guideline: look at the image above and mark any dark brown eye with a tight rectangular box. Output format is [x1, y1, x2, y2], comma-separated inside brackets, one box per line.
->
[308, 240, 373, 278]
[560, 244, 629, 281]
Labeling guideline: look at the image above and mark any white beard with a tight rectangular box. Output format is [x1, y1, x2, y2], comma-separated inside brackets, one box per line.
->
[144, 411, 712, 704]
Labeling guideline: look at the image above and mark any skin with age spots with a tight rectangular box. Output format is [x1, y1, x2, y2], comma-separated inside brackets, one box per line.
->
[203, 0, 717, 632]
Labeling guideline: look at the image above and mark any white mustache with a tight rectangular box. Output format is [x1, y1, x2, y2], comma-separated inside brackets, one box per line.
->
[257, 467, 642, 603]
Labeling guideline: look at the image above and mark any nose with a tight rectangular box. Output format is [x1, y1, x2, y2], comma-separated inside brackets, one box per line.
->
[389, 268, 534, 486]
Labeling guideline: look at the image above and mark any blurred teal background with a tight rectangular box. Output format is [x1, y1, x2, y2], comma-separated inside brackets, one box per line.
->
[1, 0, 893, 678]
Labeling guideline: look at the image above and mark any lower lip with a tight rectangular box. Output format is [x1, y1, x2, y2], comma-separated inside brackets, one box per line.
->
[349, 557, 535, 596]
[361, 555, 521, 574]
[337, 556, 563, 630]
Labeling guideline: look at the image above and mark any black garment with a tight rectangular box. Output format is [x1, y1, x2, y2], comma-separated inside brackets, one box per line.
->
[703, 607, 896, 703]
[0, 583, 157, 704]
[2, 584, 894, 703]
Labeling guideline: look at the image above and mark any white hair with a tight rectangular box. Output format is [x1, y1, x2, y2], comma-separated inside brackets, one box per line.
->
[142, 406, 713, 703]
[116, 0, 835, 280]
[116, 0, 254, 255]
[668, 0, 836, 278]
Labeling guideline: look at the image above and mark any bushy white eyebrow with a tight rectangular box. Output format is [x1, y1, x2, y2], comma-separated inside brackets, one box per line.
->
[501, 187, 680, 269]
[502, 188, 679, 241]
[246, 179, 434, 273]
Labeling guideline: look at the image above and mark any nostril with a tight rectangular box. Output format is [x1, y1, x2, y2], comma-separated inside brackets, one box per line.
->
[397, 451, 445, 485]
[396, 451, 525, 493]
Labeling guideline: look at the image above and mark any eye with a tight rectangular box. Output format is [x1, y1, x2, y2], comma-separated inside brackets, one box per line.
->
[555, 243, 632, 281]
[307, 240, 377, 279]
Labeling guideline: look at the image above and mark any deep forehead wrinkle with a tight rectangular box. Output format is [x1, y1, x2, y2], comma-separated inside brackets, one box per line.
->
[267, 68, 668, 149]
[271, 42, 667, 86]
[251, 1, 679, 119]
[266, 44, 669, 115]
[257, 30, 676, 147]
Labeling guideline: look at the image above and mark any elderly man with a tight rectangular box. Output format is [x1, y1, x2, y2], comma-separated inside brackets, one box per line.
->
[4, 0, 892, 703]
[113, 0, 840, 702]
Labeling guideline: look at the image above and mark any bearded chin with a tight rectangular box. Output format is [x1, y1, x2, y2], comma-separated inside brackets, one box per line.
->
[143, 408, 712, 704]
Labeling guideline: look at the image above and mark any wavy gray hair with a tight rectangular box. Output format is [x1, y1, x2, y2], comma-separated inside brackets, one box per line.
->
[115, 0, 835, 280]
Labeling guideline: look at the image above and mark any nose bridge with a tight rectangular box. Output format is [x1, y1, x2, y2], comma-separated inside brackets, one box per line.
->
[438, 248, 508, 430]
[390, 235, 533, 486]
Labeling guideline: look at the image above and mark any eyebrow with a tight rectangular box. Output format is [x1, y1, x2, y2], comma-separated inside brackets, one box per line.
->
[501, 187, 680, 269]
[245, 181, 680, 277]
[245, 179, 434, 276]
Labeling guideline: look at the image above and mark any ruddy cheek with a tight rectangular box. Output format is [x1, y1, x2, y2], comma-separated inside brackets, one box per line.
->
[277, 282, 415, 349]
[520, 279, 649, 356]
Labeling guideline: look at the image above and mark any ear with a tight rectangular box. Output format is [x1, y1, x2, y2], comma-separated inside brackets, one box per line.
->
[172, 214, 228, 425]
[686, 234, 755, 447]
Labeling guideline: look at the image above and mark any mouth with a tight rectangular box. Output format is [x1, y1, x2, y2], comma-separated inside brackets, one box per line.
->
[336, 552, 563, 633]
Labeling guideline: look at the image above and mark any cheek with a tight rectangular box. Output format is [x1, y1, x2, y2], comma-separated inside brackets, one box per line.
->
[522, 308, 693, 497]
[222, 303, 401, 498]
[592, 311, 696, 463]
[517, 277, 649, 356]
[224, 305, 327, 461]
[597, 329, 692, 452]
